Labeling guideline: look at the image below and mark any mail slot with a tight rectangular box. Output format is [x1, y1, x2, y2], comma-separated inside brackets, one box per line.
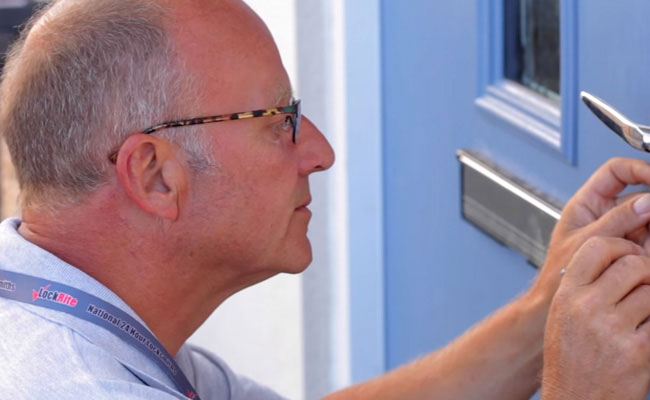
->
[457, 149, 563, 268]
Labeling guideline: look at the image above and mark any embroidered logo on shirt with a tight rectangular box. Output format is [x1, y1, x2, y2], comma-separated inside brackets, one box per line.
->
[0, 279, 15, 292]
[32, 284, 78, 307]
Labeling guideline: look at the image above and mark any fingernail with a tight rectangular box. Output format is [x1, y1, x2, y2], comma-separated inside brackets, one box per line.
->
[634, 194, 650, 214]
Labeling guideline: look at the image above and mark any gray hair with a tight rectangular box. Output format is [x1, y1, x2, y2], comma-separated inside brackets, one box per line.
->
[0, 0, 215, 208]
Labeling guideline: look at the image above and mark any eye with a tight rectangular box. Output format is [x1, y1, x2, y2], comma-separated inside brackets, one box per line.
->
[269, 115, 293, 141]
[282, 116, 294, 132]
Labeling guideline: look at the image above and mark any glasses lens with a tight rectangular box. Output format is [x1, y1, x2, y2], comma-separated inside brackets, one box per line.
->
[293, 99, 302, 143]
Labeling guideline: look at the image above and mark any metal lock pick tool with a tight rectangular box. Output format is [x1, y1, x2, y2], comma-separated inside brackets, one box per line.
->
[581, 91, 650, 152]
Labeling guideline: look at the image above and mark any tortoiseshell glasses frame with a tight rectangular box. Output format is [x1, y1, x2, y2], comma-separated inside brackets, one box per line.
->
[109, 99, 302, 163]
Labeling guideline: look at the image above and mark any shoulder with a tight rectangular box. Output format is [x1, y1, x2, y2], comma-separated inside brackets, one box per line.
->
[182, 343, 288, 400]
[0, 299, 178, 399]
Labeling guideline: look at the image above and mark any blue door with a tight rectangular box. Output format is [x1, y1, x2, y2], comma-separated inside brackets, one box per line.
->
[381, 0, 650, 395]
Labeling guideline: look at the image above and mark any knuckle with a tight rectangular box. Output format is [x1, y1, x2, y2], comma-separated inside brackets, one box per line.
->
[606, 264, 628, 287]
[638, 328, 650, 348]
[581, 236, 608, 253]
[623, 336, 650, 367]
[642, 255, 650, 271]
[636, 284, 650, 299]
[615, 254, 639, 268]
[617, 254, 641, 269]
[611, 255, 647, 282]
[605, 157, 624, 168]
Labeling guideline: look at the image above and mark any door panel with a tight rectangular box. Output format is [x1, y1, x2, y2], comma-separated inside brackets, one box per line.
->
[382, 1, 650, 392]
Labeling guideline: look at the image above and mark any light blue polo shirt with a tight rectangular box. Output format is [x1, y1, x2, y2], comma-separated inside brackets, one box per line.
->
[0, 218, 286, 399]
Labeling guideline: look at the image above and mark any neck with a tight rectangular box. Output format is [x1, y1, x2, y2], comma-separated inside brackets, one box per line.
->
[18, 202, 268, 356]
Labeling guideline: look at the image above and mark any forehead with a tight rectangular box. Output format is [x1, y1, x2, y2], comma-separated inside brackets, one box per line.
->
[169, 0, 292, 111]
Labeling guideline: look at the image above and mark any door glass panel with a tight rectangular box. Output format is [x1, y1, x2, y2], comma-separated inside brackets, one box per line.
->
[504, 0, 560, 103]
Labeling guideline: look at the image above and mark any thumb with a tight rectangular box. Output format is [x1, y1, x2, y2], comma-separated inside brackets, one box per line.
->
[588, 193, 650, 238]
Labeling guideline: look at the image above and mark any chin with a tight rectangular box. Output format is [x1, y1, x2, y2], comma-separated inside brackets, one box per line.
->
[285, 251, 313, 274]
[279, 240, 313, 274]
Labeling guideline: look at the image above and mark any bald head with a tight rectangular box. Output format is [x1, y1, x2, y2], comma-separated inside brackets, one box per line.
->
[166, 0, 291, 114]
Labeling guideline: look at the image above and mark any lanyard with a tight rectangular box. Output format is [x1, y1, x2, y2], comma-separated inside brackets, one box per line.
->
[0, 269, 200, 400]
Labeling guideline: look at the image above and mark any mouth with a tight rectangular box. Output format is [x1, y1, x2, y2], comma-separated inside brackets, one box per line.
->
[295, 197, 312, 210]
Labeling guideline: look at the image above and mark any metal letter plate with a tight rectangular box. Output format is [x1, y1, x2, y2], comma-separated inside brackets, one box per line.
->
[457, 149, 563, 268]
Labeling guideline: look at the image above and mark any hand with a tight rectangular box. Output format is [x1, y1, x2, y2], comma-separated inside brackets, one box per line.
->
[527, 157, 650, 307]
[542, 237, 650, 400]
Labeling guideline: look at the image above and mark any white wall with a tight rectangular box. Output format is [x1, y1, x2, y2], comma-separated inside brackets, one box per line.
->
[187, 2, 304, 399]
[296, 0, 352, 398]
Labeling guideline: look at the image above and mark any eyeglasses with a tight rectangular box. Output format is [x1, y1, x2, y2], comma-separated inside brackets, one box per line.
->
[109, 99, 302, 163]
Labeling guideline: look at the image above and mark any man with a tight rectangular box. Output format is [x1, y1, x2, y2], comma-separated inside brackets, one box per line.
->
[1, 0, 650, 399]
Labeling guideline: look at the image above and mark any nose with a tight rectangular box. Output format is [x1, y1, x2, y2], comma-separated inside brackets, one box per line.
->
[297, 116, 335, 175]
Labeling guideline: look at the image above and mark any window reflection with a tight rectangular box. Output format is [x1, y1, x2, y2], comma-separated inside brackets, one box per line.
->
[504, 0, 560, 103]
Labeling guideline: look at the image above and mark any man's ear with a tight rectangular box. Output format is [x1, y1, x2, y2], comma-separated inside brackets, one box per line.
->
[115, 133, 187, 220]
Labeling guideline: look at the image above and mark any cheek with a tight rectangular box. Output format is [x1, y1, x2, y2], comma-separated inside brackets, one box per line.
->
[236, 162, 299, 218]
[219, 175, 294, 244]
[204, 144, 302, 251]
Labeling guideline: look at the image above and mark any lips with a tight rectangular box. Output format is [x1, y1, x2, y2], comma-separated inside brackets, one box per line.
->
[296, 197, 311, 210]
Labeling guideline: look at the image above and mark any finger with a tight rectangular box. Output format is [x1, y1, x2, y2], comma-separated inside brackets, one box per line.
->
[596, 255, 650, 305]
[625, 224, 648, 247]
[616, 191, 649, 206]
[636, 321, 650, 345]
[586, 193, 650, 238]
[636, 312, 650, 339]
[643, 234, 650, 252]
[565, 237, 643, 286]
[569, 158, 650, 220]
[577, 158, 650, 203]
[617, 284, 650, 329]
